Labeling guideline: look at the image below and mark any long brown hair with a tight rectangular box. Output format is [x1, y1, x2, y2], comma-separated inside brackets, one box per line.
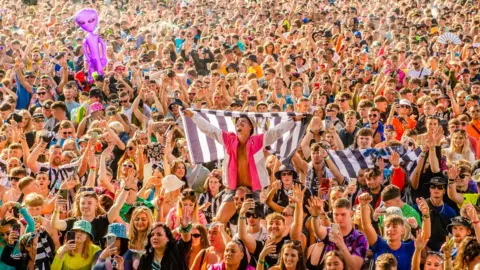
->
[277, 241, 306, 270]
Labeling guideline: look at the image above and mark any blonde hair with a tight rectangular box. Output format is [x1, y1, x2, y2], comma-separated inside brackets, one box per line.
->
[176, 189, 200, 224]
[24, 193, 44, 207]
[448, 130, 472, 163]
[127, 207, 153, 250]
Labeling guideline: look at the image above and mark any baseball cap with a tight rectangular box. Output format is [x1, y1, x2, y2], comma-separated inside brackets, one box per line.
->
[89, 88, 102, 98]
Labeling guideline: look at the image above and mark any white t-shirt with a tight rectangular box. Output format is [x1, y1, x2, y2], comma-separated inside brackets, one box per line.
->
[406, 67, 431, 79]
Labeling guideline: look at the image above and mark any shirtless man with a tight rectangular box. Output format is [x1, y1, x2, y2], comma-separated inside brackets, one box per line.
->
[183, 110, 302, 223]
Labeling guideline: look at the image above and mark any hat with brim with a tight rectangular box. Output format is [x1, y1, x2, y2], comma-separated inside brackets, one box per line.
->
[168, 99, 183, 111]
[435, 95, 449, 102]
[447, 216, 473, 233]
[274, 165, 299, 180]
[104, 223, 128, 240]
[399, 99, 411, 107]
[425, 176, 447, 186]
[162, 175, 185, 193]
[71, 220, 94, 239]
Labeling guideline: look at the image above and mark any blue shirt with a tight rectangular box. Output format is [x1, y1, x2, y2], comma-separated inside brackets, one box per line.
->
[15, 74, 34, 110]
[364, 121, 385, 141]
[371, 237, 415, 270]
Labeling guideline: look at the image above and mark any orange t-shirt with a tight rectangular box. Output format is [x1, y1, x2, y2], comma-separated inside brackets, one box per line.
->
[392, 117, 417, 140]
[467, 120, 480, 140]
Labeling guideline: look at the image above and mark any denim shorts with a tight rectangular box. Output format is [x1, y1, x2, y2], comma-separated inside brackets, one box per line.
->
[222, 188, 261, 203]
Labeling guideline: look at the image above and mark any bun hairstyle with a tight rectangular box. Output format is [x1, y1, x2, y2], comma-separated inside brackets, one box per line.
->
[375, 253, 398, 270]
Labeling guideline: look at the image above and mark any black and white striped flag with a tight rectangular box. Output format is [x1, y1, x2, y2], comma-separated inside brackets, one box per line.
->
[328, 146, 422, 178]
[182, 109, 312, 165]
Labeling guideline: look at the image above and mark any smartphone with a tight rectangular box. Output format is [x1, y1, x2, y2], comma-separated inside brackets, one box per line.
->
[106, 234, 116, 247]
[331, 223, 339, 234]
[378, 207, 387, 215]
[66, 231, 76, 242]
[320, 178, 330, 190]
[394, 98, 400, 104]
[245, 193, 253, 200]
[12, 223, 20, 234]
[350, 178, 357, 185]
[59, 189, 68, 200]
[325, 116, 332, 129]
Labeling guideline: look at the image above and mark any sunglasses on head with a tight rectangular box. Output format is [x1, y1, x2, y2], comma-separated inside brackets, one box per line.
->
[182, 190, 195, 197]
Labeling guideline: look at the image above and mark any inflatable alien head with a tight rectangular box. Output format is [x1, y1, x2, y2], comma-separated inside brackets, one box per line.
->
[75, 8, 98, 33]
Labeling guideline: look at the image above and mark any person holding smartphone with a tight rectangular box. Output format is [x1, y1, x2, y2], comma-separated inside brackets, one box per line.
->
[51, 220, 101, 269]
[307, 197, 368, 270]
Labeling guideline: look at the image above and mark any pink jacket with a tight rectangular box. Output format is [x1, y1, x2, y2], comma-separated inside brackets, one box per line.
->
[191, 114, 295, 191]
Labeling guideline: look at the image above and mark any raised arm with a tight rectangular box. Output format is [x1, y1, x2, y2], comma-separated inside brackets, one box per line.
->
[447, 166, 464, 205]
[306, 196, 328, 240]
[50, 199, 67, 231]
[417, 197, 431, 242]
[183, 110, 225, 145]
[266, 181, 285, 213]
[263, 117, 297, 146]
[238, 199, 258, 253]
[290, 184, 304, 241]
[27, 141, 47, 173]
[359, 193, 378, 246]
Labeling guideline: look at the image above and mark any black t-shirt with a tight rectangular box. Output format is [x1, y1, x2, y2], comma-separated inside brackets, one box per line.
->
[256, 235, 291, 267]
[64, 214, 109, 246]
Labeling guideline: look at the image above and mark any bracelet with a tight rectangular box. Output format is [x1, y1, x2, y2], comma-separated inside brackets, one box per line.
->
[16, 202, 21, 209]
[239, 216, 246, 220]
[54, 210, 60, 214]
[473, 220, 480, 225]
[325, 156, 331, 161]
[422, 214, 430, 219]
[179, 222, 193, 233]
[448, 181, 455, 185]
[258, 260, 265, 264]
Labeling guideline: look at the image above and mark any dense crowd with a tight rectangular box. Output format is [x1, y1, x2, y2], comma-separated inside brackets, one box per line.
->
[0, 0, 479, 269]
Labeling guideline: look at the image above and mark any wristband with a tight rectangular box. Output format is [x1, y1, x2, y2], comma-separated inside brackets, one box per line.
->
[179, 222, 193, 233]
[16, 203, 21, 209]
[239, 216, 246, 220]
[325, 156, 330, 161]
[473, 220, 480, 225]
[422, 214, 430, 219]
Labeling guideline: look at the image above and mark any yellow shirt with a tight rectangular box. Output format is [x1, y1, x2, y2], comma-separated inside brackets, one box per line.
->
[51, 244, 101, 270]
[248, 65, 263, 78]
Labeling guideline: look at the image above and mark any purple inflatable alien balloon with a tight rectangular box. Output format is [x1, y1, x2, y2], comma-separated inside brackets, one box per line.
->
[75, 8, 107, 82]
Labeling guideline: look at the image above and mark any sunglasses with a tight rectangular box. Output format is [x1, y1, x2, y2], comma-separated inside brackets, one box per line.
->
[281, 171, 293, 176]
[110, 99, 119, 103]
[192, 233, 202, 238]
[63, 132, 73, 136]
[128, 146, 135, 151]
[122, 163, 134, 168]
[430, 185, 445, 190]
[182, 190, 195, 197]
[246, 213, 259, 219]
[37, 92, 47, 96]
[459, 173, 470, 179]
[119, 99, 129, 104]
[368, 114, 378, 118]
[399, 105, 410, 108]
[234, 197, 244, 202]
[79, 187, 95, 193]
[9, 176, 20, 182]
[337, 99, 347, 102]
[282, 212, 293, 217]
[25, 75, 35, 79]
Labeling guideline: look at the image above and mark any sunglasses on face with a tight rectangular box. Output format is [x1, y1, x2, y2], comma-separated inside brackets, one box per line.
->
[368, 114, 378, 118]
[122, 163, 134, 168]
[281, 171, 293, 176]
[337, 99, 347, 102]
[234, 197, 244, 202]
[399, 105, 410, 108]
[63, 131, 73, 136]
[430, 185, 445, 190]
[37, 92, 47, 96]
[459, 173, 470, 179]
[120, 99, 129, 104]
[9, 176, 20, 182]
[246, 213, 259, 219]
[191, 233, 201, 238]
[282, 212, 293, 217]
[128, 146, 135, 151]
[25, 75, 35, 79]
[182, 190, 195, 197]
